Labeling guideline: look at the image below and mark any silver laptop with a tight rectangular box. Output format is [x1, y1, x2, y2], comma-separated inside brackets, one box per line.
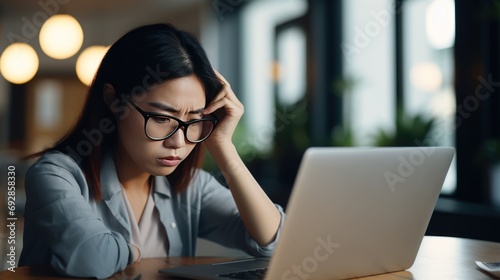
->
[159, 146, 455, 280]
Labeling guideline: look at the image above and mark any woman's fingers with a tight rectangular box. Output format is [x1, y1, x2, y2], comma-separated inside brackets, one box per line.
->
[213, 70, 242, 103]
[204, 95, 241, 117]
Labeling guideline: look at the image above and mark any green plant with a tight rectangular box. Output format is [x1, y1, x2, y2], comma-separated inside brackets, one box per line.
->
[331, 126, 356, 146]
[372, 110, 435, 147]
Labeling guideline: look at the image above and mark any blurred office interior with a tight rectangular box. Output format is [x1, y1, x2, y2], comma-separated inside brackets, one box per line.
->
[0, 0, 500, 261]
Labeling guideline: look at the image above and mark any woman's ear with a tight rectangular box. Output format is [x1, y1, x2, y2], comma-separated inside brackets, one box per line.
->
[103, 83, 129, 119]
[103, 83, 116, 107]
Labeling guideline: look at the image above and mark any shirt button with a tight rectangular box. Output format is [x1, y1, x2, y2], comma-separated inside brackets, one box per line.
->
[170, 222, 177, 228]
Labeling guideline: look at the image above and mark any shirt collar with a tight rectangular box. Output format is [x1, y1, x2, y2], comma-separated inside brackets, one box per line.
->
[153, 175, 172, 198]
[100, 151, 122, 201]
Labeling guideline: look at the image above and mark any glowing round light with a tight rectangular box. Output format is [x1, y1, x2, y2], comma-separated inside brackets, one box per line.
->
[39, 14, 84, 59]
[0, 43, 39, 84]
[410, 62, 443, 92]
[76, 45, 108, 86]
[431, 87, 455, 117]
[426, 0, 455, 49]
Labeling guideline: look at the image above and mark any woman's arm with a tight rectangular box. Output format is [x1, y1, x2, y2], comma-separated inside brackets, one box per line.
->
[21, 152, 135, 278]
[202, 71, 281, 246]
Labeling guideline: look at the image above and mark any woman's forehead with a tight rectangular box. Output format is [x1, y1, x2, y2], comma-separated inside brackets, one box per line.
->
[143, 76, 206, 108]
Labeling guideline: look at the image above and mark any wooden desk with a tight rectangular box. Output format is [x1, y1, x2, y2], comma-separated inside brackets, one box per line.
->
[1, 236, 499, 279]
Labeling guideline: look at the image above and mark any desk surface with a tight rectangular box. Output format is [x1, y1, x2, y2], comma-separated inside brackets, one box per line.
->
[1, 236, 500, 280]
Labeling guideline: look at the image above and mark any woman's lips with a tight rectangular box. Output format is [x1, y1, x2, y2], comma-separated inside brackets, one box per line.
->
[157, 156, 181, 167]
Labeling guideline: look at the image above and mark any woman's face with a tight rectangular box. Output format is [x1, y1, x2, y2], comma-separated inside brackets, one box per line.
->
[116, 74, 206, 176]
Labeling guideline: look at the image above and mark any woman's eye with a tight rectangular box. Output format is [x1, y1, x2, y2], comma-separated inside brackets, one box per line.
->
[190, 121, 202, 127]
[152, 116, 170, 123]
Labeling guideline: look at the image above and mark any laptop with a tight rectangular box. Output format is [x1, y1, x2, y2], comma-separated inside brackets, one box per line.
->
[160, 146, 455, 280]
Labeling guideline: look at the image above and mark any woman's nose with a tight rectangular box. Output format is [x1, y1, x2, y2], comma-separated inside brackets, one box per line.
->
[163, 128, 186, 149]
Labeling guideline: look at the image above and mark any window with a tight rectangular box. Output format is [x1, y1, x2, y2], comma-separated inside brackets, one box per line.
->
[341, 0, 395, 146]
[342, 0, 456, 193]
[403, 0, 456, 193]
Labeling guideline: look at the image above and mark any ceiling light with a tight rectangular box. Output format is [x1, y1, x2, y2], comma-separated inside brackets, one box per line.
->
[410, 62, 443, 92]
[76, 45, 108, 86]
[0, 42, 39, 84]
[39, 14, 84, 59]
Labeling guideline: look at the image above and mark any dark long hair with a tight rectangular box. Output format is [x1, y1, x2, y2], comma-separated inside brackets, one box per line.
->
[33, 23, 223, 201]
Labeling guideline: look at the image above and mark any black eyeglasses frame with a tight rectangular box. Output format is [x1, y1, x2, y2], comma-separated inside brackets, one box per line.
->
[125, 98, 218, 143]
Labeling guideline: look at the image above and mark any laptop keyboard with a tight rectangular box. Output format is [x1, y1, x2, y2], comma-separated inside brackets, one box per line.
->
[219, 268, 267, 279]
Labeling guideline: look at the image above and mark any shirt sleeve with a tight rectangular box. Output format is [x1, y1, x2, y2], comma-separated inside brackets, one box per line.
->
[22, 152, 133, 278]
[195, 170, 286, 257]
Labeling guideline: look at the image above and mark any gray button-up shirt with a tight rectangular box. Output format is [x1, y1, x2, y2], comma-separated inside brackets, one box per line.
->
[19, 151, 285, 278]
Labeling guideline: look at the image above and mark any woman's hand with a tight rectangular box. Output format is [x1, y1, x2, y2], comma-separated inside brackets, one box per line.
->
[202, 70, 244, 149]
[201, 72, 282, 247]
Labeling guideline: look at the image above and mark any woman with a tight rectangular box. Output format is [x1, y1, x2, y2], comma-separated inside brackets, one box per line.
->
[19, 23, 285, 278]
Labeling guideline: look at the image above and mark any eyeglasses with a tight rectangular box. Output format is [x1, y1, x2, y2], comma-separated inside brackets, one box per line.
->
[126, 98, 217, 143]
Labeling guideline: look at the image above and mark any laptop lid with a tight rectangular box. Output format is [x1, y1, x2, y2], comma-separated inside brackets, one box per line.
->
[159, 146, 454, 280]
[265, 146, 454, 279]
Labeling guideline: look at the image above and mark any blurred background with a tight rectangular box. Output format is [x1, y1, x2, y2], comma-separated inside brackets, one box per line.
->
[1, 0, 500, 269]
